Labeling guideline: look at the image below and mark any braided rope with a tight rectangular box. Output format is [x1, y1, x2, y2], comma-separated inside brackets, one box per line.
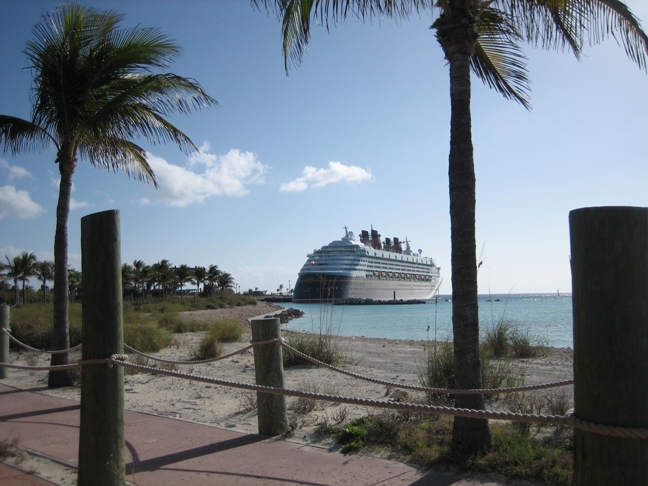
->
[0, 362, 81, 371]
[280, 341, 573, 395]
[123, 343, 255, 365]
[110, 360, 648, 440]
[1, 351, 645, 439]
[1, 328, 82, 354]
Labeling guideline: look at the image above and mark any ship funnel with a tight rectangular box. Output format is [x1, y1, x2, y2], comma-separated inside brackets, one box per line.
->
[394, 238, 403, 253]
[371, 229, 382, 250]
[384, 238, 393, 252]
[360, 230, 370, 246]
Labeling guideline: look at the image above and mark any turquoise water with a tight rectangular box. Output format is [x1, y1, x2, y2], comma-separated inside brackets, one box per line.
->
[277, 293, 573, 348]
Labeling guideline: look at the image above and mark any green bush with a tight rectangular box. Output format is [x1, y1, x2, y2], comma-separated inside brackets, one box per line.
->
[192, 333, 224, 360]
[190, 320, 243, 360]
[483, 319, 514, 357]
[283, 332, 341, 367]
[157, 313, 210, 333]
[123, 322, 173, 353]
[419, 339, 524, 404]
[8, 303, 82, 350]
[208, 320, 243, 342]
[483, 319, 548, 359]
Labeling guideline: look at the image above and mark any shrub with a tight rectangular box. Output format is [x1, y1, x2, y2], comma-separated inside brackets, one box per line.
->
[191, 333, 223, 360]
[9, 303, 82, 350]
[419, 339, 525, 404]
[157, 313, 210, 333]
[483, 319, 548, 359]
[419, 340, 455, 403]
[483, 319, 514, 357]
[283, 332, 341, 367]
[191, 320, 243, 360]
[123, 322, 173, 353]
[208, 320, 243, 342]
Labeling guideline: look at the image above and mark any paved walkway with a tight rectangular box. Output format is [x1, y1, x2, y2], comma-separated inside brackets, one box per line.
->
[0, 383, 481, 485]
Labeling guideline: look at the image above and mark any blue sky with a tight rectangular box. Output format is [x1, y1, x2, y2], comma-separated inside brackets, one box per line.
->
[2, 0, 648, 296]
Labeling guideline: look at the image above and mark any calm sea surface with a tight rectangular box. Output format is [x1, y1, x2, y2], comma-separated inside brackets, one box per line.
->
[277, 293, 573, 348]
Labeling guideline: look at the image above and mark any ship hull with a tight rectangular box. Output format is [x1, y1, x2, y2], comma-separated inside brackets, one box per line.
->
[292, 273, 440, 303]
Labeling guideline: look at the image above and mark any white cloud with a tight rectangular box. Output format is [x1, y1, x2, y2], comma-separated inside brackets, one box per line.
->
[0, 185, 45, 220]
[0, 159, 31, 180]
[141, 144, 268, 207]
[70, 198, 91, 211]
[280, 161, 372, 192]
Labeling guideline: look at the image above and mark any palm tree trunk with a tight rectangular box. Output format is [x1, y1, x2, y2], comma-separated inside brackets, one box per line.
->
[447, 41, 492, 455]
[48, 165, 74, 388]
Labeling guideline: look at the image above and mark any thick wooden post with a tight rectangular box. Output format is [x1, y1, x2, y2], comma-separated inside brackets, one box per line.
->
[0, 304, 9, 379]
[78, 210, 125, 486]
[250, 317, 287, 436]
[570, 206, 648, 485]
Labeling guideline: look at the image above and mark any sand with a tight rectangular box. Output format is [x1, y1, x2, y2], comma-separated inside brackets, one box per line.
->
[1, 301, 574, 485]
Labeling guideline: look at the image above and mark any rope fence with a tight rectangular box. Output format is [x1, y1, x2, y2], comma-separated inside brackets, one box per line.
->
[4, 327, 646, 440]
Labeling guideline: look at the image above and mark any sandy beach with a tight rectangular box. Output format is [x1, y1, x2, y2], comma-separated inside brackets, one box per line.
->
[1, 300, 574, 484]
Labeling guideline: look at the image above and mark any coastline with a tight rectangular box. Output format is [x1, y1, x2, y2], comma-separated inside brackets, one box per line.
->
[1, 301, 573, 484]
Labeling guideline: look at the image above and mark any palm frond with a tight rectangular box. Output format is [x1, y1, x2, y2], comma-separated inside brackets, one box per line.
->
[79, 138, 158, 187]
[0, 115, 54, 156]
[498, 0, 648, 71]
[252, 0, 437, 71]
[472, 8, 531, 109]
[581, 0, 648, 71]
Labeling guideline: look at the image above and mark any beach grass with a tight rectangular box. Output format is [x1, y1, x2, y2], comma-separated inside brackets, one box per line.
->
[190, 320, 244, 360]
[482, 319, 549, 358]
[324, 411, 573, 485]
[7, 294, 254, 351]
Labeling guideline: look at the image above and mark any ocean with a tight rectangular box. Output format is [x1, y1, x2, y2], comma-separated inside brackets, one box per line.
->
[276, 293, 573, 348]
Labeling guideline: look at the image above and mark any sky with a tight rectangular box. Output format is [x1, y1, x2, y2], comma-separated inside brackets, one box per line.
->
[1, 0, 648, 296]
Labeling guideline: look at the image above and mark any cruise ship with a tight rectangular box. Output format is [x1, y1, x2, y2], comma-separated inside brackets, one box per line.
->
[292, 227, 441, 303]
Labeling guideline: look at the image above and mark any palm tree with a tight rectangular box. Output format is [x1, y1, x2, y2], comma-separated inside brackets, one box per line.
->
[68, 268, 82, 302]
[35, 260, 55, 302]
[174, 264, 193, 297]
[4, 252, 38, 305]
[217, 272, 235, 294]
[252, 0, 648, 454]
[206, 264, 221, 297]
[132, 260, 151, 300]
[121, 263, 135, 300]
[193, 266, 207, 295]
[0, 4, 218, 387]
[152, 259, 175, 298]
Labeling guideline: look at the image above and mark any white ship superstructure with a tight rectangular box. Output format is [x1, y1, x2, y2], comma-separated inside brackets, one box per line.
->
[292, 227, 441, 303]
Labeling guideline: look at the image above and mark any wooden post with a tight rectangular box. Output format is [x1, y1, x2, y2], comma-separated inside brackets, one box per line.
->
[0, 304, 9, 379]
[78, 210, 125, 486]
[250, 317, 287, 436]
[570, 206, 648, 485]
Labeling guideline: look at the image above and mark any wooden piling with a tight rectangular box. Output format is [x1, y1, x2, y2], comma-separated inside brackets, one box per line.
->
[250, 317, 287, 436]
[0, 304, 9, 379]
[78, 210, 125, 486]
[570, 206, 648, 485]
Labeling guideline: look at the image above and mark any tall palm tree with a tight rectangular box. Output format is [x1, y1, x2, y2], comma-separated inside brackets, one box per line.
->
[206, 264, 221, 297]
[217, 272, 235, 294]
[193, 266, 207, 295]
[0, 4, 218, 387]
[253, 0, 648, 454]
[4, 252, 38, 305]
[132, 259, 151, 300]
[121, 263, 135, 300]
[68, 268, 82, 302]
[152, 259, 175, 298]
[174, 264, 193, 297]
[35, 260, 55, 302]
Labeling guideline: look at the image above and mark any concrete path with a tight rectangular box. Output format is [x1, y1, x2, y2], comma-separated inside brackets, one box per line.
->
[0, 383, 481, 485]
